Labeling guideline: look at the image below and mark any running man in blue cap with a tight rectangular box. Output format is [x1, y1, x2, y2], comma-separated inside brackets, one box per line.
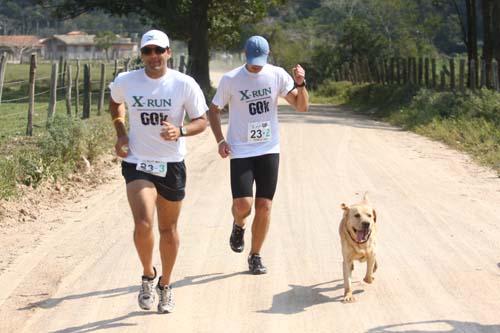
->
[208, 35, 309, 274]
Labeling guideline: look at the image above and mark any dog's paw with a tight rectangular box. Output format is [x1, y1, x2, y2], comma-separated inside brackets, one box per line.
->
[343, 293, 356, 303]
[363, 276, 375, 284]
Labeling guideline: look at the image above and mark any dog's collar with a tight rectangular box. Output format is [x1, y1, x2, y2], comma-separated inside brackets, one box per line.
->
[348, 229, 372, 244]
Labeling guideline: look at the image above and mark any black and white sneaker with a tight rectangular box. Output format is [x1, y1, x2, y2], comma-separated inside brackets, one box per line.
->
[229, 222, 245, 253]
[248, 254, 267, 275]
[138, 267, 157, 310]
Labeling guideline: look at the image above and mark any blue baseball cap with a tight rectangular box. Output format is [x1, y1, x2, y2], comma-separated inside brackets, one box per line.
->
[244, 36, 269, 66]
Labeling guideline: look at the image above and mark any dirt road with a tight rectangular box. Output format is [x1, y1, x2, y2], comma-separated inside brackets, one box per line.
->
[0, 105, 499, 333]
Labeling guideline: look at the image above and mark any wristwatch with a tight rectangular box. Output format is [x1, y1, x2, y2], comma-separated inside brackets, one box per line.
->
[180, 126, 187, 136]
[294, 79, 306, 88]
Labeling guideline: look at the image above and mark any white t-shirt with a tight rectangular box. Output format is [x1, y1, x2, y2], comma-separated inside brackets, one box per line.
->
[110, 68, 207, 163]
[212, 64, 294, 159]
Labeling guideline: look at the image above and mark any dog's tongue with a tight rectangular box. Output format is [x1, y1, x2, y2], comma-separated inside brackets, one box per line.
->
[356, 229, 368, 242]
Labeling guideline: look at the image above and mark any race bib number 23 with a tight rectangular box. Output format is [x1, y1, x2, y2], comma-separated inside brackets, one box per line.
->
[248, 121, 271, 143]
[136, 160, 167, 177]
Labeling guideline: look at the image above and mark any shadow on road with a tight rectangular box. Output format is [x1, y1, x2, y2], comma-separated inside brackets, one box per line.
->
[173, 271, 248, 288]
[367, 320, 500, 333]
[18, 272, 247, 311]
[49, 311, 154, 333]
[17, 285, 138, 311]
[257, 279, 363, 314]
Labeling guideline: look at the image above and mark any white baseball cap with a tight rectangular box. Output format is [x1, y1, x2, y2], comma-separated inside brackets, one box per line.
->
[140, 29, 170, 49]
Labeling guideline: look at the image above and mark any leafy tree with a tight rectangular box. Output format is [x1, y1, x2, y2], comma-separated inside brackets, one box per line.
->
[35, 0, 283, 94]
[95, 30, 118, 61]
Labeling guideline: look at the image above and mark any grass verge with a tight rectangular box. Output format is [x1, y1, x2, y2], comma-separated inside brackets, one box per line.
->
[0, 115, 114, 199]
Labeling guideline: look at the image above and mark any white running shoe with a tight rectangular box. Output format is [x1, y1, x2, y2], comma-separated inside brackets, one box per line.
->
[138, 267, 156, 310]
[156, 280, 175, 313]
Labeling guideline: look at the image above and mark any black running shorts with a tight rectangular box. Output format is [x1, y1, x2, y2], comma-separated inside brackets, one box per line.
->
[230, 153, 280, 200]
[121, 161, 186, 201]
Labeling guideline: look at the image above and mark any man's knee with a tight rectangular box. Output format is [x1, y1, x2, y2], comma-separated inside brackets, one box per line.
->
[158, 224, 178, 243]
[134, 219, 153, 237]
[233, 198, 252, 217]
[255, 198, 272, 215]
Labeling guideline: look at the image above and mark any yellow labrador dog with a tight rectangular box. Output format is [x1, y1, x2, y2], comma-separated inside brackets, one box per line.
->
[339, 194, 377, 302]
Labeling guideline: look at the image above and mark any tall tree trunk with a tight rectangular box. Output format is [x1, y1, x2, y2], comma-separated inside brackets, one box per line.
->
[482, 0, 493, 88]
[493, 1, 500, 83]
[188, 0, 211, 95]
[466, 0, 478, 88]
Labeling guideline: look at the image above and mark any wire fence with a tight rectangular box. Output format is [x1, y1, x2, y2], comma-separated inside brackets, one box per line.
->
[0, 55, 129, 139]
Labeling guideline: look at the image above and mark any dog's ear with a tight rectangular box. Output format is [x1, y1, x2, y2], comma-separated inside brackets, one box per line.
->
[341, 203, 349, 211]
[372, 208, 377, 223]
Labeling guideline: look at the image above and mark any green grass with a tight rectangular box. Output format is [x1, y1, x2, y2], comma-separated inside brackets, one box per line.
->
[1, 61, 123, 103]
[313, 81, 500, 174]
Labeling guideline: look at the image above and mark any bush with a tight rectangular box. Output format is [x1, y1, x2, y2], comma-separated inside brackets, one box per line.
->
[0, 115, 114, 199]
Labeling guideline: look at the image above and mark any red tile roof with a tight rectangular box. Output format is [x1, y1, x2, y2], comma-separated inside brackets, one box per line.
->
[0, 35, 42, 47]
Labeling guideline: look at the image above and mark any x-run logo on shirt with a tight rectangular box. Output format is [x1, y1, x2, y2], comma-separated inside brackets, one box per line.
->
[239, 87, 272, 101]
[132, 96, 172, 108]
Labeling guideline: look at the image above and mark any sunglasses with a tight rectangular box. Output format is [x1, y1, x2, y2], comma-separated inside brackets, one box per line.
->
[141, 46, 167, 55]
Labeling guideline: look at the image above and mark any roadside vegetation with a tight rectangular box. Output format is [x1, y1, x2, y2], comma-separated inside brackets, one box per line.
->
[0, 113, 113, 199]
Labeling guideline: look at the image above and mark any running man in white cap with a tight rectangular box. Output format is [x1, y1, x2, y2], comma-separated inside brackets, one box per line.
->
[208, 35, 309, 274]
[109, 29, 208, 313]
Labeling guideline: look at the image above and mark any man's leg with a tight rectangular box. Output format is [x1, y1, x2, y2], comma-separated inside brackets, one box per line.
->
[250, 198, 273, 254]
[247, 154, 279, 274]
[126, 179, 157, 277]
[232, 197, 253, 227]
[156, 195, 182, 287]
[230, 157, 255, 252]
[251, 153, 279, 255]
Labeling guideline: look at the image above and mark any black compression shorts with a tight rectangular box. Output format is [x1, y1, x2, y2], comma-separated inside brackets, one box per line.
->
[230, 153, 279, 200]
[121, 161, 186, 201]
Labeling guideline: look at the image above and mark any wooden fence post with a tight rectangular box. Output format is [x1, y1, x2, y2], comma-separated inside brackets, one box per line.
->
[440, 70, 446, 91]
[410, 57, 416, 85]
[431, 58, 437, 89]
[492, 59, 499, 91]
[62, 59, 67, 91]
[424, 58, 430, 87]
[396, 58, 401, 85]
[418, 57, 423, 86]
[0, 52, 7, 104]
[65, 64, 72, 116]
[389, 58, 395, 84]
[480, 58, 486, 88]
[459, 58, 466, 92]
[26, 54, 37, 136]
[47, 62, 58, 124]
[179, 55, 186, 73]
[382, 59, 388, 84]
[113, 59, 118, 78]
[98, 63, 106, 116]
[75, 59, 80, 116]
[364, 57, 372, 82]
[124, 58, 130, 72]
[83, 64, 91, 119]
[402, 58, 408, 84]
[470, 59, 477, 90]
[449, 58, 455, 91]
